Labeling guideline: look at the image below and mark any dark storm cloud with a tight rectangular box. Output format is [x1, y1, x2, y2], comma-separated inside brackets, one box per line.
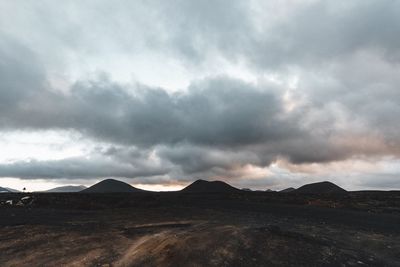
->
[0, 156, 168, 179]
[0, 34, 398, 181]
[157, 144, 261, 174]
[0, 39, 302, 150]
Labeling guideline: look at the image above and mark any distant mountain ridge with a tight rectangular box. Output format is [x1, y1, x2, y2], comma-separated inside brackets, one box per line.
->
[280, 187, 296, 193]
[82, 179, 145, 193]
[0, 187, 11, 193]
[4, 187, 20, 193]
[294, 181, 347, 194]
[45, 185, 87, 193]
[182, 179, 240, 193]
[1, 180, 349, 194]
[0, 187, 20, 193]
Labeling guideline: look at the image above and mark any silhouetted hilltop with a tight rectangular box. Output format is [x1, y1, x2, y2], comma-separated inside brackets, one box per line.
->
[182, 179, 240, 193]
[280, 187, 296, 193]
[0, 187, 21, 193]
[294, 181, 347, 194]
[4, 187, 20, 193]
[0, 187, 11, 193]
[45, 185, 87, 193]
[82, 179, 144, 193]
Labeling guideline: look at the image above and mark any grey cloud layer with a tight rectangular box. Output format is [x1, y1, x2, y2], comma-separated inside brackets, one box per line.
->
[0, 1, 400, 189]
[0, 36, 299, 150]
[0, 157, 167, 179]
[2, 0, 399, 67]
[0, 44, 395, 180]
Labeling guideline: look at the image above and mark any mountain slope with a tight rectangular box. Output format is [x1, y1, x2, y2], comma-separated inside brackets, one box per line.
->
[82, 179, 144, 193]
[4, 187, 20, 193]
[45, 185, 87, 193]
[0, 187, 11, 193]
[294, 181, 347, 194]
[182, 179, 239, 193]
[280, 187, 296, 193]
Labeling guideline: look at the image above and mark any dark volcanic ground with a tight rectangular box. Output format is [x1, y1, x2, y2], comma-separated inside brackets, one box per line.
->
[0, 191, 399, 267]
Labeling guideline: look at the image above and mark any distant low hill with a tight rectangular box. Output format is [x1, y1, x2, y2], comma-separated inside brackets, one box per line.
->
[45, 185, 87, 193]
[280, 187, 296, 193]
[0, 187, 20, 193]
[82, 179, 145, 193]
[0, 187, 11, 193]
[294, 181, 347, 194]
[182, 179, 240, 193]
[4, 187, 20, 193]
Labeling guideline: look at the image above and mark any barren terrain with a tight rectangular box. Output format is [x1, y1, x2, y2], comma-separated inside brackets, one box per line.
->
[1, 191, 399, 266]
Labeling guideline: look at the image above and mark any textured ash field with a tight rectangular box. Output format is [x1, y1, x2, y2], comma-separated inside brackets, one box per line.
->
[0, 191, 399, 267]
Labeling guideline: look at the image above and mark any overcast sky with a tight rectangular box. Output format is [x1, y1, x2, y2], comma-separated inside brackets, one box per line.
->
[1, 0, 400, 191]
